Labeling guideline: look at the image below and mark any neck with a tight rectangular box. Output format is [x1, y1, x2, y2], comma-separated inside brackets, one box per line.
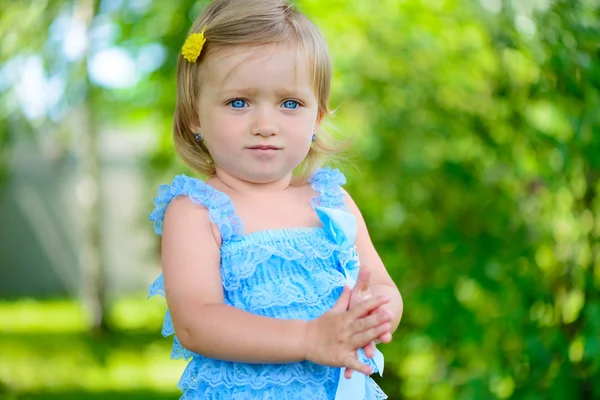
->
[213, 168, 294, 194]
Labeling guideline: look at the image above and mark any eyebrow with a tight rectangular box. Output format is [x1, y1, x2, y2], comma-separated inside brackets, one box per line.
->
[221, 88, 260, 97]
[220, 87, 313, 98]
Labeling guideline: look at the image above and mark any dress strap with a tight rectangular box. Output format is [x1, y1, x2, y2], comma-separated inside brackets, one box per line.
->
[309, 167, 348, 210]
[148, 174, 243, 241]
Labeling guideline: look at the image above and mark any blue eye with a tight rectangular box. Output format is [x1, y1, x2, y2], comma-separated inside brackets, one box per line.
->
[282, 100, 299, 109]
[230, 99, 247, 108]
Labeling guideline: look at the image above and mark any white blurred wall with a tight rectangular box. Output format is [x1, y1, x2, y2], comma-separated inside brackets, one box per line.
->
[0, 129, 159, 298]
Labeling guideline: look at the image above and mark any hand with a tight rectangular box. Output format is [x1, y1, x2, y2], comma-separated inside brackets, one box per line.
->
[346, 265, 393, 379]
[350, 266, 393, 344]
[303, 286, 392, 376]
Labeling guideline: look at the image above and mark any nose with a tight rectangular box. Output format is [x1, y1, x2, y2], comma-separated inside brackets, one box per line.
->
[250, 106, 278, 137]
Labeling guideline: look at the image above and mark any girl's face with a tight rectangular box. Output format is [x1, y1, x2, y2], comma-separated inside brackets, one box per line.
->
[197, 44, 320, 184]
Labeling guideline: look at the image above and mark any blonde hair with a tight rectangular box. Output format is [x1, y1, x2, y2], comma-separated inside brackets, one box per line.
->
[173, 0, 344, 180]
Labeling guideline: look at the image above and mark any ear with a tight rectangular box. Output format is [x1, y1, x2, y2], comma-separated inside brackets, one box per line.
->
[190, 120, 201, 134]
[191, 110, 202, 133]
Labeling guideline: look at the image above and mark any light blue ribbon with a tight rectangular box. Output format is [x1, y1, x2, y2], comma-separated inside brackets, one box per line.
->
[315, 206, 385, 400]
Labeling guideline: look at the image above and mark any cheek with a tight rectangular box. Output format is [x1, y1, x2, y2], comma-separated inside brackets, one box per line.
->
[204, 113, 244, 140]
[306, 107, 320, 130]
[224, 117, 248, 133]
[299, 116, 318, 138]
[292, 108, 319, 131]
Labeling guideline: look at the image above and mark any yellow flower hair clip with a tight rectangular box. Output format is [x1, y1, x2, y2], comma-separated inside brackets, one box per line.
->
[182, 27, 207, 63]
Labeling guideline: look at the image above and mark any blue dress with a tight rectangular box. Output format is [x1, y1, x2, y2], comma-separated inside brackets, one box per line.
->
[148, 168, 387, 400]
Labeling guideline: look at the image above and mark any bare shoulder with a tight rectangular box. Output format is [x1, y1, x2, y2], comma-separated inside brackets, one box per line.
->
[163, 195, 221, 246]
[165, 194, 209, 219]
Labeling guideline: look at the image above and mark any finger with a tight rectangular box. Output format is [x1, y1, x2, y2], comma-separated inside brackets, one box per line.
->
[355, 265, 371, 293]
[377, 332, 393, 343]
[344, 367, 353, 379]
[345, 356, 372, 376]
[351, 309, 391, 334]
[351, 322, 391, 349]
[363, 342, 375, 359]
[344, 366, 365, 379]
[343, 350, 358, 379]
[349, 285, 371, 307]
[333, 285, 352, 312]
[349, 295, 391, 319]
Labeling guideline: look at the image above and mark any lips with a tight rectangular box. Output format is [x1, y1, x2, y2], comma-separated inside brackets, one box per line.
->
[247, 145, 281, 150]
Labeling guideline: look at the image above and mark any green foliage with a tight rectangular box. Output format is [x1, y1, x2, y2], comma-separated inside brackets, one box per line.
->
[314, 0, 600, 398]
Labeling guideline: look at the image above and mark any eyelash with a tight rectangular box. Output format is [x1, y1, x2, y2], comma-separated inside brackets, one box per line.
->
[225, 98, 304, 109]
[227, 98, 247, 108]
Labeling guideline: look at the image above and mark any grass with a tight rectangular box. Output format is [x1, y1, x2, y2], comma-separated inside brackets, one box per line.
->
[3, 390, 178, 400]
[0, 296, 184, 399]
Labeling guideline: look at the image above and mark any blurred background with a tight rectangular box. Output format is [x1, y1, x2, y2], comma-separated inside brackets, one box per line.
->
[1, 0, 599, 399]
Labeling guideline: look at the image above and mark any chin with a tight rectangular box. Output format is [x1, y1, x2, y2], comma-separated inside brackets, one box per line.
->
[242, 168, 289, 183]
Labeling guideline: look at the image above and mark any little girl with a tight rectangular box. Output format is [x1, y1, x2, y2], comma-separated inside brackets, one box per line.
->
[148, 0, 403, 398]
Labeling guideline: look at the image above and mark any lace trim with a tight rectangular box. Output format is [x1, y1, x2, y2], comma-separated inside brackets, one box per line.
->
[309, 167, 348, 209]
[243, 269, 346, 310]
[178, 358, 336, 391]
[178, 379, 385, 400]
[148, 174, 243, 241]
[181, 387, 332, 400]
[180, 379, 335, 400]
[220, 234, 355, 291]
[175, 359, 386, 399]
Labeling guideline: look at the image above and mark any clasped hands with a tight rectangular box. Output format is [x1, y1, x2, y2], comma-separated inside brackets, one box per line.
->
[303, 265, 393, 378]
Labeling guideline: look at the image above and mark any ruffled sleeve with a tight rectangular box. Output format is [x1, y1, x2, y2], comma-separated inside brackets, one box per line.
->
[309, 167, 348, 210]
[148, 174, 242, 241]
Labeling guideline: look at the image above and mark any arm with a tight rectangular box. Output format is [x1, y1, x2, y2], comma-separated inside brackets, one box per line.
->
[342, 189, 403, 332]
[161, 196, 306, 363]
